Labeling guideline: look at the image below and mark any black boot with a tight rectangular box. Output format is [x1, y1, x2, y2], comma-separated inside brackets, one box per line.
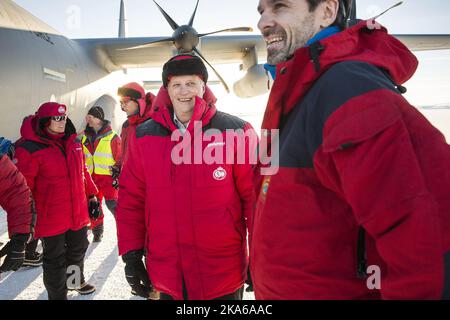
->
[68, 281, 96, 295]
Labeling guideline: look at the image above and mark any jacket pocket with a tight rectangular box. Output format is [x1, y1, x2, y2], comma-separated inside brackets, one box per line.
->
[192, 207, 242, 254]
[43, 185, 55, 218]
[35, 185, 54, 219]
[226, 207, 245, 243]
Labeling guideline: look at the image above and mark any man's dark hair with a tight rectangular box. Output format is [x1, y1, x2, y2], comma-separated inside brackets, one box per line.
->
[306, 0, 352, 29]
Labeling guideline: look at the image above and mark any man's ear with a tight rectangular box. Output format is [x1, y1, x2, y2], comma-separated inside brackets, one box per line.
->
[319, 0, 340, 29]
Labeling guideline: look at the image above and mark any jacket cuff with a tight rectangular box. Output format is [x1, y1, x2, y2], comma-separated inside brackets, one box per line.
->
[122, 249, 144, 263]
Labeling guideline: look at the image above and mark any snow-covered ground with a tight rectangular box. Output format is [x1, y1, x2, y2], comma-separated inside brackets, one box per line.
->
[0, 206, 254, 300]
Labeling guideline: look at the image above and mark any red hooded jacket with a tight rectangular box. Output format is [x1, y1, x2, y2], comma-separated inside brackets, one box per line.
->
[251, 21, 450, 299]
[119, 92, 155, 168]
[0, 154, 35, 237]
[15, 116, 98, 239]
[116, 86, 256, 300]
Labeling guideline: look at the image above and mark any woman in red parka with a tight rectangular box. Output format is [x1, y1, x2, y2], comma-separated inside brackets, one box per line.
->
[15, 102, 99, 300]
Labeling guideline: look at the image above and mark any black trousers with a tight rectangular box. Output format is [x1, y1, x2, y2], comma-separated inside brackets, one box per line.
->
[105, 200, 117, 217]
[92, 200, 117, 236]
[159, 285, 244, 300]
[41, 226, 89, 300]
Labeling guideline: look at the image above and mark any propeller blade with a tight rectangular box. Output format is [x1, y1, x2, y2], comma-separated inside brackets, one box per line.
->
[118, 37, 174, 51]
[188, 0, 200, 27]
[348, 0, 356, 21]
[153, 0, 179, 30]
[193, 47, 230, 93]
[198, 27, 253, 37]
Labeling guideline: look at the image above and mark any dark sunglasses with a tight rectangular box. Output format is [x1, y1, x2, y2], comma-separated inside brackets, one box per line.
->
[51, 115, 67, 122]
[120, 97, 131, 106]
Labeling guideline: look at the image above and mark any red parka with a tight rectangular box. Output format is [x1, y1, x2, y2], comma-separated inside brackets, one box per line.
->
[15, 116, 98, 239]
[119, 92, 155, 168]
[251, 21, 450, 300]
[116, 86, 256, 300]
[0, 154, 35, 237]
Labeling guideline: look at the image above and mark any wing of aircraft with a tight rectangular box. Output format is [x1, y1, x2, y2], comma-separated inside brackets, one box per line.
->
[77, 33, 450, 70]
[75, 35, 266, 69]
[73, 0, 450, 98]
[76, 33, 450, 99]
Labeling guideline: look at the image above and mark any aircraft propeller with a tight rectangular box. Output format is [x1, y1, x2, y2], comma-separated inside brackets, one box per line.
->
[125, 0, 253, 93]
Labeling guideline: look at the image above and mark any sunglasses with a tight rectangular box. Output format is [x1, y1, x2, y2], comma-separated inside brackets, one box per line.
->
[51, 115, 67, 122]
[120, 97, 138, 107]
[120, 97, 130, 105]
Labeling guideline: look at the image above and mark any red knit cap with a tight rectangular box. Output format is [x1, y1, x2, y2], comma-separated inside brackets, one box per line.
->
[37, 102, 67, 119]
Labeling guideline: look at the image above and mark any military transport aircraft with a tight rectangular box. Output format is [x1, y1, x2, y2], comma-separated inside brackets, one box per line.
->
[1, 0, 450, 140]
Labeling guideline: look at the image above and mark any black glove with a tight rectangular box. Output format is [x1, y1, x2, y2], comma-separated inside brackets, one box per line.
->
[110, 166, 120, 190]
[0, 234, 29, 273]
[112, 178, 119, 190]
[88, 200, 101, 220]
[122, 250, 152, 298]
[110, 165, 121, 180]
[245, 268, 254, 292]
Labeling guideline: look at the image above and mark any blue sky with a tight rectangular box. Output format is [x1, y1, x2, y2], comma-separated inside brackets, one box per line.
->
[11, 0, 450, 137]
[13, 0, 450, 38]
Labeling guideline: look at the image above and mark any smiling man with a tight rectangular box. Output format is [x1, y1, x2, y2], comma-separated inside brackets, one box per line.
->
[251, 0, 450, 299]
[116, 54, 257, 300]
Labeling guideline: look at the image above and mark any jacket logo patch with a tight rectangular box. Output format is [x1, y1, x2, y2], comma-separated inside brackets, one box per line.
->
[262, 181, 269, 195]
[58, 106, 66, 114]
[261, 176, 271, 198]
[213, 167, 227, 181]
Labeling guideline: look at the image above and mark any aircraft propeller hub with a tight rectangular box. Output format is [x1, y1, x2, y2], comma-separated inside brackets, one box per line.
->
[142, 0, 254, 93]
[173, 25, 199, 52]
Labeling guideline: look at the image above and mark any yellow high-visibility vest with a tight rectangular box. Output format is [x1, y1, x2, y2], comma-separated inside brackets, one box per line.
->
[82, 131, 117, 175]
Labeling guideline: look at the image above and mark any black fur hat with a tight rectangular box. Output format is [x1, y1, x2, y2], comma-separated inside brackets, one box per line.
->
[162, 54, 208, 87]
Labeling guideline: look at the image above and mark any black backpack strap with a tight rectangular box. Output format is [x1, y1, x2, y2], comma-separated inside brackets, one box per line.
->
[357, 227, 368, 279]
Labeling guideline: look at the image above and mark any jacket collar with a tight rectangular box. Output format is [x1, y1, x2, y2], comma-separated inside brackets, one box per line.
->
[262, 20, 418, 130]
[20, 115, 77, 148]
[127, 101, 154, 126]
[152, 85, 217, 133]
[84, 121, 113, 140]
